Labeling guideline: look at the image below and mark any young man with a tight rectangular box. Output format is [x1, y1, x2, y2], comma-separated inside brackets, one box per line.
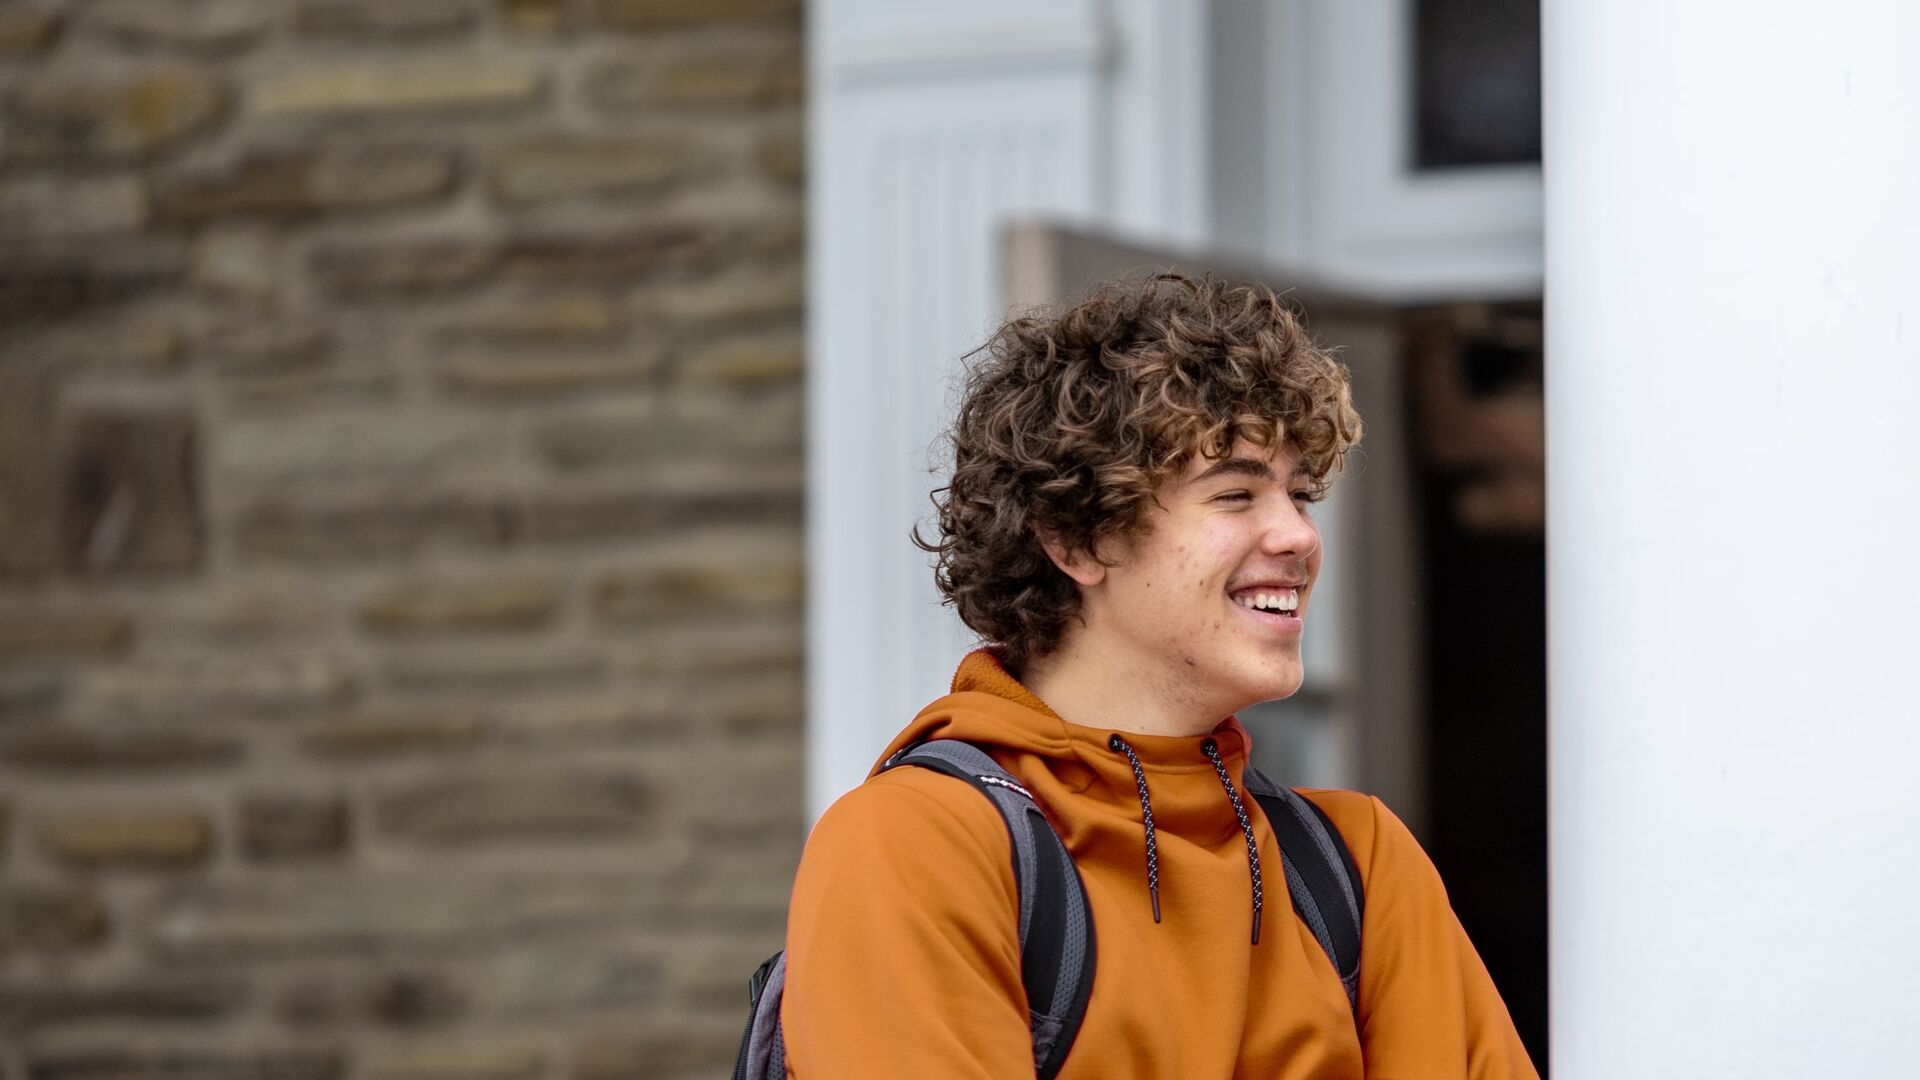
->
[781, 274, 1538, 1078]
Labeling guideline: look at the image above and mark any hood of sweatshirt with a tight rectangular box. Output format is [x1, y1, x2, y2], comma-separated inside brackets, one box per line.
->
[870, 647, 1270, 942]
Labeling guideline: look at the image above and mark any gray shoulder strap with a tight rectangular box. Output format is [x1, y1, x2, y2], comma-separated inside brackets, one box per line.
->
[885, 740, 1096, 1080]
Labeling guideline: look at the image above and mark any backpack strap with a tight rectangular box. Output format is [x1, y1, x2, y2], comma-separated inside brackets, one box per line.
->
[883, 740, 1097, 1080]
[732, 951, 787, 1080]
[1241, 766, 1366, 1010]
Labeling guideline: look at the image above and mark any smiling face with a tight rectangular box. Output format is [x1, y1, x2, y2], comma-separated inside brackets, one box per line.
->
[1065, 438, 1324, 720]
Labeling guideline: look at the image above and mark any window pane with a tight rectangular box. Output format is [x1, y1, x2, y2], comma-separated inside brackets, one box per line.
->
[1414, 0, 1541, 170]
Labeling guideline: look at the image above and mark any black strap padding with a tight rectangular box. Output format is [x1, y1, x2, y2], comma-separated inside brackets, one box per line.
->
[1299, 794, 1365, 925]
[1039, 853, 1096, 1080]
[1024, 801, 1095, 1080]
[1253, 789, 1364, 998]
[1020, 806, 1066, 1013]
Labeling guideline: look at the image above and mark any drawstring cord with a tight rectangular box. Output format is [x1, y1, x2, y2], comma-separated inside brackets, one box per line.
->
[1105, 730, 1267, 941]
[1107, 733, 1267, 944]
[1203, 738, 1266, 945]
[1107, 734, 1161, 923]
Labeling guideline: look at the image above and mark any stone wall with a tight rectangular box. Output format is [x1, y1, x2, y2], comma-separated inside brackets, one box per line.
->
[0, 2, 804, 1077]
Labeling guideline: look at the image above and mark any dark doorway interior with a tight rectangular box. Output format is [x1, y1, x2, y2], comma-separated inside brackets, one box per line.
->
[1412, 307, 1548, 1069]
[1422, 510, 1547, 1065]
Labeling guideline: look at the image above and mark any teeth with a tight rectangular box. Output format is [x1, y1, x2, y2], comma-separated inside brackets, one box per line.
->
[1234, 588, 1300, 613]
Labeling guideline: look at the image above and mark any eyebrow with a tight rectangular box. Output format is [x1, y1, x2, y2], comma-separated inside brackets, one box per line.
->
[1186, 456, 1310, 487]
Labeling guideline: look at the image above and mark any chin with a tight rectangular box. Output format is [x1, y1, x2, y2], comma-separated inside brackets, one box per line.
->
[1230, 666, 1305, 709]
[1249, 685, 1302, 707]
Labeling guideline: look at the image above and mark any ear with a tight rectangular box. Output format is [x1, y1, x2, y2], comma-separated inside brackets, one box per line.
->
[1040, 534, 1108, 588]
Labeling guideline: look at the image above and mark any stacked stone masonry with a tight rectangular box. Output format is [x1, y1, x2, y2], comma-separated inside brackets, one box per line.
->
[0, 2, 805, 1077]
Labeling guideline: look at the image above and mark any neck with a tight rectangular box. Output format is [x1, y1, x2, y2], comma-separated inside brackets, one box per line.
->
[1019, 632, 1230, 738]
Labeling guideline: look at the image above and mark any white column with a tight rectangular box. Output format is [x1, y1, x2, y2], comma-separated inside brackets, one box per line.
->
[1545, 5, 1920, 1077]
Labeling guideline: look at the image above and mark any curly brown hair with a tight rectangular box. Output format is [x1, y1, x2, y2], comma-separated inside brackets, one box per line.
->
[915, 271, 1364, 672]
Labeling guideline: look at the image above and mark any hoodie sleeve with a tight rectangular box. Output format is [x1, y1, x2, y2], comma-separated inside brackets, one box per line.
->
[781, 767, 1035, 1079]
[1306, 791, 1540, 1080]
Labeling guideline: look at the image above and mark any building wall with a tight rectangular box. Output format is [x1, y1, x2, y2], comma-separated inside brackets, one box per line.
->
[0, 3, 804, 1077]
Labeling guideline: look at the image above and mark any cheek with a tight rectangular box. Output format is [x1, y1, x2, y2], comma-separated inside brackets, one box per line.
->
[1201, 533, 1249, 579]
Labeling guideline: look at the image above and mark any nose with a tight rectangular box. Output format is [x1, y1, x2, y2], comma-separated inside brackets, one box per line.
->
[1259, 496, 1320, 560]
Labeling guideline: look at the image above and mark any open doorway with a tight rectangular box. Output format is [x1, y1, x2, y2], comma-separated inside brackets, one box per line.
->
[1410, 303, 1548, 1067]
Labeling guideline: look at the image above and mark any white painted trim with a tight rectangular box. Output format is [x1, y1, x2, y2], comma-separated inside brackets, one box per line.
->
[1107, 0, 1211, 243]
[1263, 0, 1544, 299]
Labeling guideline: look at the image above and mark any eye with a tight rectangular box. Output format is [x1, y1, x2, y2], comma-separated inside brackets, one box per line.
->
[1291, 489, 1324, 506]
[1212, 490, 1253, 504]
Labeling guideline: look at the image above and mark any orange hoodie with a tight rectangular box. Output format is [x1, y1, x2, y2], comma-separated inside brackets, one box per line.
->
[782, 651, 1538, 1079]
